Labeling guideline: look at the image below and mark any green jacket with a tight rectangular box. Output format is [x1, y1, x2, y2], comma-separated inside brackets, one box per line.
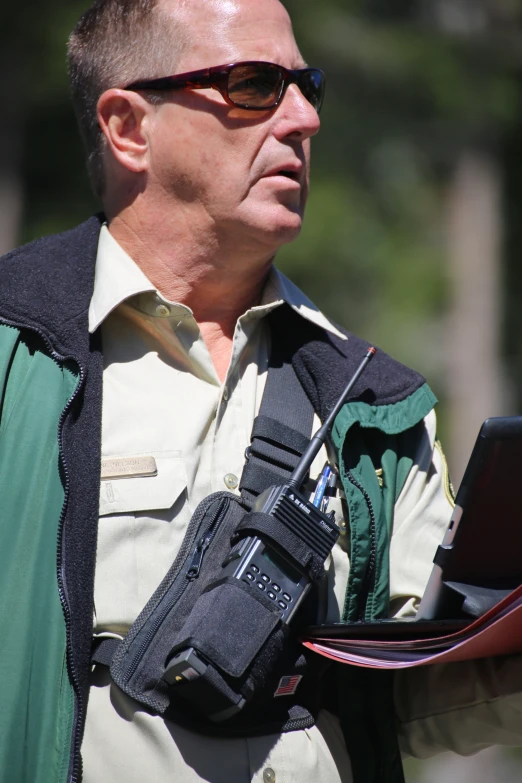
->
[0, 217, 436, 783]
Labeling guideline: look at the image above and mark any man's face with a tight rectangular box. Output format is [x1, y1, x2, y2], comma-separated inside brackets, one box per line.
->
[145, 0, 321, 256]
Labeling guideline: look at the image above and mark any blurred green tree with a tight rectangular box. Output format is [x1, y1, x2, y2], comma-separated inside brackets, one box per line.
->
[280, 0, 520, 377]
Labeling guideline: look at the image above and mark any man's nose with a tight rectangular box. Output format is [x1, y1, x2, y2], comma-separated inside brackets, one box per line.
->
[273, 83, 321, 142]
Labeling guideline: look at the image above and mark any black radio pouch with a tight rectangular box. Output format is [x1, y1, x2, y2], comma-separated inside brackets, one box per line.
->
[92, 345, 332, 735]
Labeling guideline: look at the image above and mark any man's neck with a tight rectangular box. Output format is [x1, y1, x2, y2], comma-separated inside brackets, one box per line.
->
[107, 213, 275, 382]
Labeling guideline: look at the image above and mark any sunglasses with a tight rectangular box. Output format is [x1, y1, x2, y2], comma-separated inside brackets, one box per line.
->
[124, 61, 325, 113]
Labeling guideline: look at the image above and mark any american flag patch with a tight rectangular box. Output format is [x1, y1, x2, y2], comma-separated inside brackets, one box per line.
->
[274, 675, 302, 697]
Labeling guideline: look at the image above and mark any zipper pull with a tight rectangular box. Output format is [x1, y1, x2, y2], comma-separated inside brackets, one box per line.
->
[186, 496, 230, 580]
[187, 533, 211, 580]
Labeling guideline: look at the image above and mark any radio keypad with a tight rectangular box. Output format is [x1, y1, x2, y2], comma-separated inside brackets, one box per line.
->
[245, 558, 295, 617]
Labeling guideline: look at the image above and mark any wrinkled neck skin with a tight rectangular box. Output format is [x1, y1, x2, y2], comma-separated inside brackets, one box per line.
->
[106, 196, 284, 382]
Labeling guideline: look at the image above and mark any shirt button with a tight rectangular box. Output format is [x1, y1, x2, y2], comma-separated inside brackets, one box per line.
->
[223, 387, 229, 402]
[224, 473, 239, 490]
[155, 304, 170, 317]
[263, 769, 276, 783]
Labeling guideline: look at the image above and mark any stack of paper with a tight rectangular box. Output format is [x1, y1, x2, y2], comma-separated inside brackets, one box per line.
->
[303, 584, 522, 669]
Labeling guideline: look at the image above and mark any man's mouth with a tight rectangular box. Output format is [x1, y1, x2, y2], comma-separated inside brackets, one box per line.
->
[263, 166, 302, 184]
[278, 170, 299, 180]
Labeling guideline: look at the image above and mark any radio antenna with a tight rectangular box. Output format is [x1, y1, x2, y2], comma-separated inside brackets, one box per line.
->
[288, 347, 376, 490]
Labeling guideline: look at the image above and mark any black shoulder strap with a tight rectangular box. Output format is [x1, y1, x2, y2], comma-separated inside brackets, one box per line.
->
[92, 315, 316, 667]
[239, 319, 315, 510]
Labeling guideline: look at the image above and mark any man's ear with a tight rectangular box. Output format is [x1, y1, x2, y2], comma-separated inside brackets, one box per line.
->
[97, 89, 150, 174]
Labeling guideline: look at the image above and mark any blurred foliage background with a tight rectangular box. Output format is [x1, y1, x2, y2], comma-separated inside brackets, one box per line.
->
[2, 0, 522, 779]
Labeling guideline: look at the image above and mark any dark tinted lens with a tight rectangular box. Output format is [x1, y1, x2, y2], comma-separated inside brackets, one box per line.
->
[227, 63, 283, 108]
[298, 69, 325, 113]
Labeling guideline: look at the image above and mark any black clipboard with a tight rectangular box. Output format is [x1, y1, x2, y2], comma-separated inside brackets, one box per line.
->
[417, 415, 522, 620]
[307, 416, 522, 639]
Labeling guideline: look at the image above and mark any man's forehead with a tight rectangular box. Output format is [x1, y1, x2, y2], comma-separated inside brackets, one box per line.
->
[160, 0, 289, 22]
[160, 0, 305, 69]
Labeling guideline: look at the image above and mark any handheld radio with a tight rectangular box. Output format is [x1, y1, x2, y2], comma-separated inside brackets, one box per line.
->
[164, 347, 376, 701]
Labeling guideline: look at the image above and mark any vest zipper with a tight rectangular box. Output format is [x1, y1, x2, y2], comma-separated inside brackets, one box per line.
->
[57, 368, 86, 783]
[346, 470, 377, 621]
[0, 318, 85, 783]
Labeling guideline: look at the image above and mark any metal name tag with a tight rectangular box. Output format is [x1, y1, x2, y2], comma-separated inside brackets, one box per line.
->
[101, 456, 158, 480]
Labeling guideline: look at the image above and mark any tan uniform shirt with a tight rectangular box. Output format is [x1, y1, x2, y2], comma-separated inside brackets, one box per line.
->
[82, 226, 522, 782]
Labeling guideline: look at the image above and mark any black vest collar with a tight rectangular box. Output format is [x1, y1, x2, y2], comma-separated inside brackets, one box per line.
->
[269, 306, 426, 421]
[0, 214, 103, 365]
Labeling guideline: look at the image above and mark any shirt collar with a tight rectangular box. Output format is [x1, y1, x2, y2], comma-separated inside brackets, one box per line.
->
[89, 225, 155, 332]
[260, 267, 347, 340]
[89, 224, 346, 341]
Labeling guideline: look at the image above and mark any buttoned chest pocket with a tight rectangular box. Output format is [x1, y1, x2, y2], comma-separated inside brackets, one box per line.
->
[99, 450, 187, 517]
[95, 451, 189, 632]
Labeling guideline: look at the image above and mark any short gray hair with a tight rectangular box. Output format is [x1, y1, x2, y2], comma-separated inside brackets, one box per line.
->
[67, 0, 187, 199]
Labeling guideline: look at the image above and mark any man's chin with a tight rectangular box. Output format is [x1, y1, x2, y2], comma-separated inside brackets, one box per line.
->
[253, 205, 305, 247]
[273, 220, 303, 246]
[227, 203, 305, 253]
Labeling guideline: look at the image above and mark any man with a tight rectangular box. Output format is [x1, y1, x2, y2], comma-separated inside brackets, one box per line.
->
[1, 1, 522, 782]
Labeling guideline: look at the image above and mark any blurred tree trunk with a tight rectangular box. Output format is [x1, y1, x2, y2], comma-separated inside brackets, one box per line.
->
[0, 33, 25, 254]
[445, 148, 504, 485]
